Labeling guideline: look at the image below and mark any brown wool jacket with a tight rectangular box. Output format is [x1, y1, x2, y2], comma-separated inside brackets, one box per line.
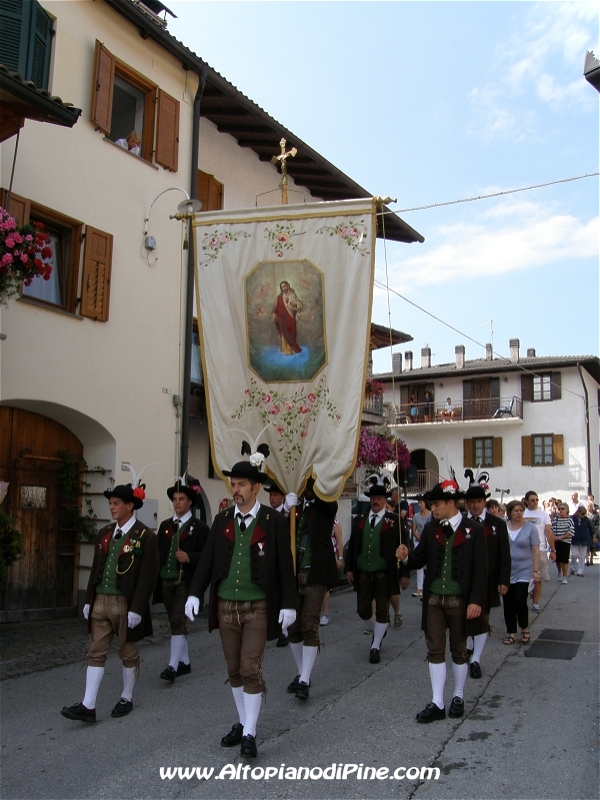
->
[85, 519, 160, 642]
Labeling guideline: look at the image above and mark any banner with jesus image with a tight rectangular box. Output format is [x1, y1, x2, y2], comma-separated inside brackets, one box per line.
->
[193, 199, 376, 500]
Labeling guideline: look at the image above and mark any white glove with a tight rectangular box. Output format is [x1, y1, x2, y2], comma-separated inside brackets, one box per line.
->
[185, 596, 200, 621]
[127, 611, 142, 628]
[82, 604, 90, 620]
[284, 493, 298, 513]
[278, 608, 296, 634]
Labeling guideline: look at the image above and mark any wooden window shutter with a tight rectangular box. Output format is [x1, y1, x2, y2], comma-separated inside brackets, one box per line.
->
[521, 374, 533, 402]
[197, 170, 224, 211]
[492, 437, 503, 467]
[462, 380, 472, 401]
[521, 435, 532, 466]
[463, 438, 474, 468]
[90, 40, 115, 135]
[550, 372, 562, 400]
[27, 0, 53, 89]
[490, 377, 500, 399]
[155, 89, 179, 172]
[80, 226, 112, 321]
[552, 434, 564, 465]
[0, 189, 30, 225]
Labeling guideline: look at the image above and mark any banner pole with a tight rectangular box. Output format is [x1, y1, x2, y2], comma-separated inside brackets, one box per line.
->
[290, 501, 296, 573]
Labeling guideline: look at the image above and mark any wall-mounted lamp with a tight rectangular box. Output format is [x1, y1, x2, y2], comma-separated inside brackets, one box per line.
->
[503, 377, 509, 383]
[438, 382, 444, 388]
[143, 188, 202, 252]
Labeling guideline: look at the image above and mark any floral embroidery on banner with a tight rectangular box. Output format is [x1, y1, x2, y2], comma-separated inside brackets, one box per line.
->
[199, 229, 250, 267]
[263, 222, 305, 258]
[315, 219, 370, 256]
[232, 377, 340, 471]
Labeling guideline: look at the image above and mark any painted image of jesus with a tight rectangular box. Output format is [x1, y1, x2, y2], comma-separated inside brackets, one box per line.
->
[271, 281, 303, 355]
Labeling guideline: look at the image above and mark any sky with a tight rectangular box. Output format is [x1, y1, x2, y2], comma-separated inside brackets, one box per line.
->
[167, 0, 599, 373]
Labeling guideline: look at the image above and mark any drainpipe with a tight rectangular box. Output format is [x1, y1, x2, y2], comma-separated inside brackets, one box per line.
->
[180, 68, 207, 476]
[577, 363, 593, 496]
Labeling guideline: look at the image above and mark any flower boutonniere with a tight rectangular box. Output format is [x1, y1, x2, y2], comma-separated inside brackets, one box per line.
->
[129, 538, 143, 557]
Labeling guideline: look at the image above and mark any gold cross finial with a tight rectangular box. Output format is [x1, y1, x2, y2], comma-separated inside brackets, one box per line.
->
[271, 138, 297, 204]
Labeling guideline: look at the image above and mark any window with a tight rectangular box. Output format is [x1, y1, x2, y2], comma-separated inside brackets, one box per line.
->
[90, 40, 179, 171]
[521, 434, 564, 467]
[23, 204, 81, 312]
[0, 0, 53, 89]
[197, 171, 224, 211]
[521, 372, 561, 402]
[464, 437, 502, 468]
[1, 189, 113, 320]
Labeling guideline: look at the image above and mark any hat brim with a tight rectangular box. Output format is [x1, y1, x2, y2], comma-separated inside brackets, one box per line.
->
[167, 484, 201, 505]
[103, 487, 143, 510]
[222, 462, 270, 484]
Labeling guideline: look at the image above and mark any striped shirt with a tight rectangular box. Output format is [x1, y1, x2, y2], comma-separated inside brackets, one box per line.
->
[552, 517, 575, 540]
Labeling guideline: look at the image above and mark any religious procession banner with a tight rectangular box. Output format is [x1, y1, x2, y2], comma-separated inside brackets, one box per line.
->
[193, 198, 376, 500]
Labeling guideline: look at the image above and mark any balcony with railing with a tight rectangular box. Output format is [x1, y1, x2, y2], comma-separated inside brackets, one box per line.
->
[362, 393, 385, 424]
[388, 395, 523, 425]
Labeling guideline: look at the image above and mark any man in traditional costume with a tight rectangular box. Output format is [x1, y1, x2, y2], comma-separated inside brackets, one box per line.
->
[396, 481, 487, 722]
[465, 484, 510, 679]
[154, 478, 209, 682]
[286, 478, 338, 700]
[61, 484, 159, 722]
[345, 484, 410, 663]
[185, 458, 296, 759]
[272, 280, 303, 354]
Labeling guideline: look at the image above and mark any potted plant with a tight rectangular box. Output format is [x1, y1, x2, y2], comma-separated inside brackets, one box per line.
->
[0, 206, 53, 305]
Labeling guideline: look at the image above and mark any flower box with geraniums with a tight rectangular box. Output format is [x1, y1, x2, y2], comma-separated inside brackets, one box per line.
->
[0, 207, 53, 305]
[357, 427, 411, 473]
[365, 378, 385, 398]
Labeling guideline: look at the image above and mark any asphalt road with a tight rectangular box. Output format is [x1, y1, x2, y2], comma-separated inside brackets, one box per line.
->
[1, 569, 598, 800]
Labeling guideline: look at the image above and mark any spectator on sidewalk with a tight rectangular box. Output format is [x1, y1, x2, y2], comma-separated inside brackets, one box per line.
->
[411, 496, 431, 598]
[522, 490, 555, 613]
[503, 500, 539, 646]
[570, 506, 594, 577]
[551, 503, 574, 583]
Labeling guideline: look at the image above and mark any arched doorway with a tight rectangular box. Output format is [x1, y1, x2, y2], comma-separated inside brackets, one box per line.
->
[409, 449, 440, 494]
[0, 407, 83, 620]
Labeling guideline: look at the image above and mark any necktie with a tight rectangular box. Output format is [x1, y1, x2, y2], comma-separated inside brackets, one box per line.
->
[441, 520, 453, 539]
[370, 514, 377, 527]
[114, 528, 123, 540]
[238, 514, 249, 531]
[173, 519, 180, 533]
[473, 516, 481, 524]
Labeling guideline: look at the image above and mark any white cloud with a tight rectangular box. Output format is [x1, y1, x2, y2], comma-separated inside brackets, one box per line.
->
[378, 206, 598, 293]
[469, 2, 599, 141]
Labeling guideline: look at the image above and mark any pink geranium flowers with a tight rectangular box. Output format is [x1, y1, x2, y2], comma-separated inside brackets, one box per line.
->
[0, 207, 53, 304]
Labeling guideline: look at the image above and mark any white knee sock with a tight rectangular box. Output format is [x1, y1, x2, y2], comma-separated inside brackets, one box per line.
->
[179, 637, 190, 666]
[82, 666, 104, 709]
[299, 645, 318, 684]
[372, 621, 388, 650]
[169, 635, 186, 669]
[231, 685, 246, 726]
[243, 691, 262, 738]
[121, 666, 136, 702]
[452, 661, 468, 699]
[466, 636, 474, 651]
[289, 641, 304, 673]
[471, 633, 487, 664]
[429, 662, 446, 708]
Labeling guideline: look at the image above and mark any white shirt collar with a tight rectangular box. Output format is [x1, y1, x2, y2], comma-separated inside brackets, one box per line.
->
[173, 510, 192, 525]
[369, 508, 386, 524]
[114, 515, 136, 538]
[469, 509, 486, 522]
[448, 511, 463, 531]
[235, 500, 260, 521]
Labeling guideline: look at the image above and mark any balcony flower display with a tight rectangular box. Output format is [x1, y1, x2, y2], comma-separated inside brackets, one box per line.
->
[365, 377, 385, 398]
[0, 207, 53, 305]
[357, 426, 411, 472]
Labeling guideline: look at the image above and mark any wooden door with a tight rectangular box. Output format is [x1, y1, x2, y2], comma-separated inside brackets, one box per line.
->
[0, 408, 83, 620]
[470, 379, 492, 419]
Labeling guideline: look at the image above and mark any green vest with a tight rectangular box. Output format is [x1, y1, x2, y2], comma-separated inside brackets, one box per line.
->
[296, 508, 312, 569]
[160, 519, 191, 580]
[218, 516, 267, 602]
[430, 528, 463, 595]
[96, 535, 124, 595]
[357, 516, 388, 572]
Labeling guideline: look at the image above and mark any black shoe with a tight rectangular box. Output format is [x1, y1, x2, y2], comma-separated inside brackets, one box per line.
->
[277, 634, 289, 647]
[160, 666, 177, 682]
[176, 661, 191, 677]
[295, 681, 310, 700]
[416, 702, 446, 723]
[240, 734, 257, 758]
[448, 696, 464, 718]
[111, 698, 133, 718]
[369, 648, 380, 664]
[287, 674, 301, 693]
[61, 702, 96, 722]
[469, 661, 482, 679]
[221, 722, 244, 747]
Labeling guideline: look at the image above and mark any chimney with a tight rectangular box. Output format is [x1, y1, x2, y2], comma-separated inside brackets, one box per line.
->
[421, 347, 431, 369]
[485, 343, 493, 361]
[405, 350, 413, 371]
[509, 338, 520, 363]
[527, 348, 536, 358]
[392, 352, 402, 375]
[455, 345, 465, 370]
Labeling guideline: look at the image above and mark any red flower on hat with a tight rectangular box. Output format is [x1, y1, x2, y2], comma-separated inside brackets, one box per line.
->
[133, 486, 146, 500]
[440, 480, 458, 494]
